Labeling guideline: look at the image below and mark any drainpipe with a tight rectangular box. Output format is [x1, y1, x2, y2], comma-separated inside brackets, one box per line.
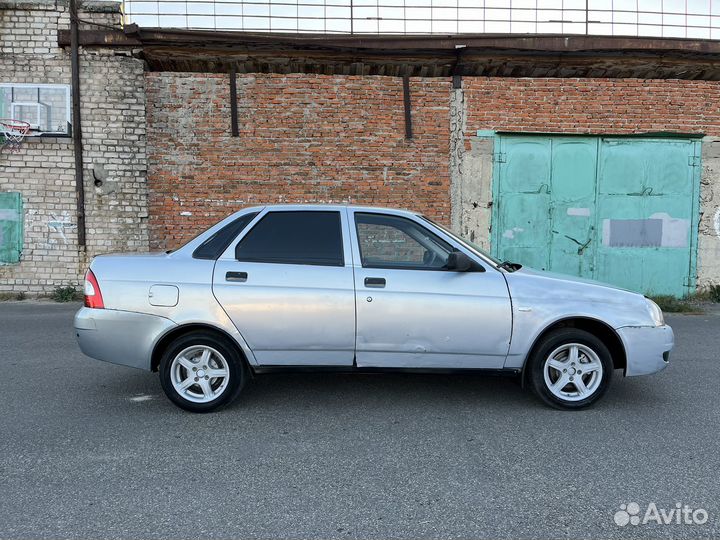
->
[69, 0, 87, 249]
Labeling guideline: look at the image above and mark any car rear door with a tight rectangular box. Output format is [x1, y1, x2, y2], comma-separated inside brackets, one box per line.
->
[349, 210, 512, 369]
[213, 208, 356, 366]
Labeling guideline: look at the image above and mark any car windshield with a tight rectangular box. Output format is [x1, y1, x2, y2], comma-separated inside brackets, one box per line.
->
[420, 216, 504, 266]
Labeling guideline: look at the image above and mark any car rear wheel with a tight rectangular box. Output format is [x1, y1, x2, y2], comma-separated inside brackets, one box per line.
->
[159, 331, 246, 413]
[528, 328, 613, 410]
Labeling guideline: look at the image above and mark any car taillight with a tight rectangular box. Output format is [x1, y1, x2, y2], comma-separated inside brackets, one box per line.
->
[84, 269, 104, 309]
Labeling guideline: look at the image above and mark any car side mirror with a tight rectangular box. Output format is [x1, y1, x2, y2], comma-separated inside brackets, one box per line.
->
[446, 251, 480, 272]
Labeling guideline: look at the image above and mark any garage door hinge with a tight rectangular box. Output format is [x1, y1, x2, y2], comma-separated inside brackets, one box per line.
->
[688, 156, 701, 167]
[493, 152, 506, 163]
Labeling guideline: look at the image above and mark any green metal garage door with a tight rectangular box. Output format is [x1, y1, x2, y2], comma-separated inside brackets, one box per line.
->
[491, 135, 701, 297]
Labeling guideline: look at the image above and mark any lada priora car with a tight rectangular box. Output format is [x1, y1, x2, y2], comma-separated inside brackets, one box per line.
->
[75, 205, 673, 412]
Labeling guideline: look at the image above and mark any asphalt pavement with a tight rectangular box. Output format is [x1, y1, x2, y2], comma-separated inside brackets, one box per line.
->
[0, 301, 718, 539]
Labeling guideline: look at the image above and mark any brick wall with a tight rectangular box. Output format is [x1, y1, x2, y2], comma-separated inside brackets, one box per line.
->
[4, 6, 720, 294]
[463, 77, 720, 135]
[146, 73, 450, 250]
[0, 0, 148, 294]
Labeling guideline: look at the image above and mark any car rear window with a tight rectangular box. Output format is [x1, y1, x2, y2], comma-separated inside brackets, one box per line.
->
[235, 211, 344, 266]
[193, 212, 258, 260]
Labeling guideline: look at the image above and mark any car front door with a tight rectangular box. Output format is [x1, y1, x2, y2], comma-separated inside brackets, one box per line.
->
[350, 210, 512, 369]
[213, 208, 356, 366]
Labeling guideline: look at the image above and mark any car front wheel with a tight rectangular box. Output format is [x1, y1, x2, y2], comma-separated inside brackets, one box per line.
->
[159, 331, 246, 412]
[528, 328, 613, 410]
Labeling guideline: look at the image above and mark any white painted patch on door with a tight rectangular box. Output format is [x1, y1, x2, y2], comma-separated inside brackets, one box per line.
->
[602, 214, 690, 248]
[0, 209, 20, 221]
[567, 207, 591, 217]
[502, 227, 524, 239]
[649, 212, 690, 248]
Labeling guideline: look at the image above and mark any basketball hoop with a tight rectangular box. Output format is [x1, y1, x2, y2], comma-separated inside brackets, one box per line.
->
[0, 119, 31, 154]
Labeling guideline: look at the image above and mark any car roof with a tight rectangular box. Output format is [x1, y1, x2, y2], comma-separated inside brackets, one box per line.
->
[242, 203, 422, 216]
[171, 203, 426, 257]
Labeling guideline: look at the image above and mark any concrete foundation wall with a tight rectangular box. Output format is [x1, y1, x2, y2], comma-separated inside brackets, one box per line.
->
[699, 137, 720, 288]
[449, 83, 494, 252]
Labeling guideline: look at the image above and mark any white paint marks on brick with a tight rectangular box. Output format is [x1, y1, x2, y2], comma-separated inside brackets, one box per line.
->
[180, 211, 192, 216]
[567, 207, 591, 217]
[502, 227, 524, 239]
[47, 212, 75, 245]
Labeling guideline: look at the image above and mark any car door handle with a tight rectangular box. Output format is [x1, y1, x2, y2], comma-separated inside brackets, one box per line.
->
[226, 271, 248, 282]
[364, 277, 386, 288]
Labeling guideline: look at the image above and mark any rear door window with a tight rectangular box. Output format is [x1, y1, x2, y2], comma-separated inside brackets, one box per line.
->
[235, 211, 344, 266]
[193, 212, 258, 260]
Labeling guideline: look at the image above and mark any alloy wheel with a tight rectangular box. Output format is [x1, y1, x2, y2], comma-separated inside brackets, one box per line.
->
[170, 345, 230, 403]
[542, 343, 604, 402]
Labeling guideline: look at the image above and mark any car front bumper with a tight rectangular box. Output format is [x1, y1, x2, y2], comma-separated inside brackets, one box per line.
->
[74, 307, 177, 371]
[617, 324, 674, 377]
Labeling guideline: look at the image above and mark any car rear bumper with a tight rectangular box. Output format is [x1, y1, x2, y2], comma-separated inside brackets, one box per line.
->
[617, 324, 674, 377]
[74, 307, 176, 370]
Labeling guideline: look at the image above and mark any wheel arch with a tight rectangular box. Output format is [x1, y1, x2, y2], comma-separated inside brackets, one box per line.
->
[151, 323, 251, 373]
[521, 316, 627, 386]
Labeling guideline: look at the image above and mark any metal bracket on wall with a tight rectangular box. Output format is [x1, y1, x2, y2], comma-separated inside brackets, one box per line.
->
[402, 74, 412, 139]
[493, 152, 506, 163]
[452, 47, 464, 89]
[229, 67, 239, 137]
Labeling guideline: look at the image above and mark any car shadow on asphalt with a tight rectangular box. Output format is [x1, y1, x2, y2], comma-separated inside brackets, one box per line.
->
[84, 364, 670, 414]
[236, 370, 670, 412]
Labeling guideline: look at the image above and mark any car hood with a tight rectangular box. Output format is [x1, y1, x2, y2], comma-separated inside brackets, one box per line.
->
[514, 266, 633, 292]
[505, 265, 646, 307]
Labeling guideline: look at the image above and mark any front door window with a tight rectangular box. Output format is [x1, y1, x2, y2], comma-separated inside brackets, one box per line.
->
[355, 213, 452, 270]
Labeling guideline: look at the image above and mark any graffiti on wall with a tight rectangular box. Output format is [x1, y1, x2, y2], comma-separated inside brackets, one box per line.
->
[46, 212, 75, 244]
[24, 209, 77, 250]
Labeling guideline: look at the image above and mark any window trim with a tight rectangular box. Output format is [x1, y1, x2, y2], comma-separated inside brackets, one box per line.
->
[354, 212, 457, 271]
[234, 210, 345, 267]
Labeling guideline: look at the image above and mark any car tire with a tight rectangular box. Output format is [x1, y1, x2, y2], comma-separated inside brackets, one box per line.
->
[527, 328, 613, 410]
[159, 331, 247, 413]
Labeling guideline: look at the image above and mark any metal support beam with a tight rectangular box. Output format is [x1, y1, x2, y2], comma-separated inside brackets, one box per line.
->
[229, 68, 239, 137]
[402, 74, 412, 140]
[452, 48, 464, 89]
[70, 0, 86, 249]
[56, 29, 720, 81]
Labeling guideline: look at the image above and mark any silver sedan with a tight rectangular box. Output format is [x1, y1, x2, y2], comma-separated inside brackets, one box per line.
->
[74, 204, 673, 412]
